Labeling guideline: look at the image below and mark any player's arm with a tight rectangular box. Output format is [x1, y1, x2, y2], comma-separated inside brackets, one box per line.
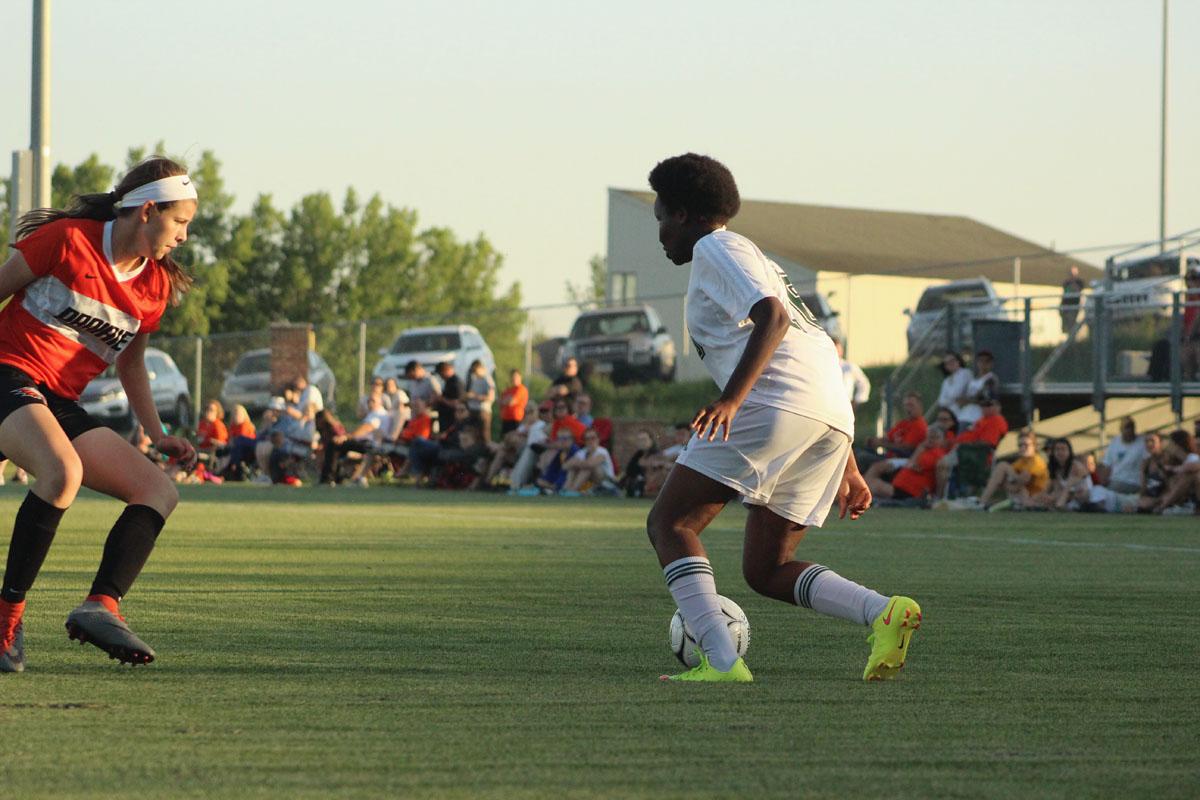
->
[118, 333, 196, 467]
[691, 296, 790, 442]
[0, 251, 38, 303]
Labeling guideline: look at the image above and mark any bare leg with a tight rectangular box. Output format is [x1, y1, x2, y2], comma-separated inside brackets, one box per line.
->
[646, 465, 736, 566]
[741, 505, 810, 603]
[979, 462, 1014, 506]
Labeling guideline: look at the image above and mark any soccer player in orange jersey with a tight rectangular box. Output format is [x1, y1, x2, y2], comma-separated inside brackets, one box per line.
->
[0, 157, 199, 672]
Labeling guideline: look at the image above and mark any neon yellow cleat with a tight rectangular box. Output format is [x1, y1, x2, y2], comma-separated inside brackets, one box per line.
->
[660, 653, 753, 683]
[863, 596, 922, 682]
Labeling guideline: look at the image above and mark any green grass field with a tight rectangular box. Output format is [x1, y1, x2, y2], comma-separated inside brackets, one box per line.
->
[1, 486, 1198, 799]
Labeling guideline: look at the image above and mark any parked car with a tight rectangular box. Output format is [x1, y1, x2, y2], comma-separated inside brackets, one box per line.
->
[219, 349, 336, 414]
[78, 347, 191, 431]
[562, 305, 676, 384]
[904, 278, 1009, 354]
[372, 324, 495, 383]
[1090, 250, 1198, 320]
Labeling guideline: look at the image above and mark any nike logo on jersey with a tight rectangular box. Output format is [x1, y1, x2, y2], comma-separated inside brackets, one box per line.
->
[11, 386, 47, 404]
[54, 306, 137, 352]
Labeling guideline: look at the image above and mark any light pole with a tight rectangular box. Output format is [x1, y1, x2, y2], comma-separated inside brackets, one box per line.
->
[31, 0, 51, 210]
[1159, 0, 1168, 252]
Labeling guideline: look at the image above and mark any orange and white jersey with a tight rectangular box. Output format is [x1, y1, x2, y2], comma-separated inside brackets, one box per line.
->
[2, 217, 169, 400]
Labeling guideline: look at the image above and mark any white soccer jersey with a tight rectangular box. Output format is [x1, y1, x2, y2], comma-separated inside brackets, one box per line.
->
[685, 230, 854, 436]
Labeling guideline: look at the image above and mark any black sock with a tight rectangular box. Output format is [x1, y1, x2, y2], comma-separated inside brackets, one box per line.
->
[2, 492, 67, 603]
[89, 505, 166, 601]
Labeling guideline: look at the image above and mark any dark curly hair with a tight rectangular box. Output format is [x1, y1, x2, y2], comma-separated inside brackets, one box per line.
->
[648, 153, 740, 223]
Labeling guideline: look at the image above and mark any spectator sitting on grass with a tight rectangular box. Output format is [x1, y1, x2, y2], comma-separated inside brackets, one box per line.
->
[196, 400, 228, 461]
[866, 425, 949, 504]
[291, 374, 323, 415]
[267, 401, 318, 486]
[531, 428, 581, 495]
[548, 395, 586, 446]
[506, 400, 554, 491]
[618, 430, 659, 498]
[1097, 416, 1146, 495]
[973, 431, 1050, 511]
[1022, 438, 1090, 511]
[1151, 431, 1200, 514]
[436, 424, 493, 490]
[481, 401, 541, 490]
[561, 427, 617, 496]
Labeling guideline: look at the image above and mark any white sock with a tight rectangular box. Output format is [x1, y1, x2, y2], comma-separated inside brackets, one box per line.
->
[794, 564, 890, 627]
[663, 556, 739, 671]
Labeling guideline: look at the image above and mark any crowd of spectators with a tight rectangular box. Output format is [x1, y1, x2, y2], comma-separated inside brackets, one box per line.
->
[107, 336, 1198, 518]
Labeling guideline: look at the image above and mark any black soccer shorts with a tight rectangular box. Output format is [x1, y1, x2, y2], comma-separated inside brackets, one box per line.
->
[0, 364, 105, 459]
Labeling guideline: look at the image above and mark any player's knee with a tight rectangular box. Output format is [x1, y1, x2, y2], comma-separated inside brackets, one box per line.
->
[741, 561, 773, 596]
[39, 451, 84, 504]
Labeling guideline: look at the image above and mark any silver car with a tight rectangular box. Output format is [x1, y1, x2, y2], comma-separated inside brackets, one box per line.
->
[79, 347, 192, 431]
[220, 348, 337, 414]
[372, 325, 495, 383]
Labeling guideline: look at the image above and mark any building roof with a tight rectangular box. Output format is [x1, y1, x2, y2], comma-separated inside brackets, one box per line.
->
[616, 190, 1100, 285]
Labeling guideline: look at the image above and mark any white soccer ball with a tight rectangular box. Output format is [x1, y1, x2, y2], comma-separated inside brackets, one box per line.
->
[669, 595, 750, 668]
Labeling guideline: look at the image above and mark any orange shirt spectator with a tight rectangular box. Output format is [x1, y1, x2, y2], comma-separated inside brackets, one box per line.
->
[196, 417, 228, 449]
[886, 416, 927, 454]
[500, 381, 529, 423]
[228, 419, 255, 440]
[956, 413, 1008, 448]
[892, 445, 948, 498]
[399, 411, 432, 443]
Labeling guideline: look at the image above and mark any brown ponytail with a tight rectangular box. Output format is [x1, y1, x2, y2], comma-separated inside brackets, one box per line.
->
[15, 156, 194, 306]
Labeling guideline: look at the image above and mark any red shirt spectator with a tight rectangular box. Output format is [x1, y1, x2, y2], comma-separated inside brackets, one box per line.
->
[196, 417, 228, 449]
[956, 412, 1008, 448]
[892, 445, 948, 498]
[549, 398, 586, 445]
[886, 416, 927, 454]
[228, 419, 255, 440]
[399, 411, 432, 443]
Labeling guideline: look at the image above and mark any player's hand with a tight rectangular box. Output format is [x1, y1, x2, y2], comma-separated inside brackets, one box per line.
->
[156, 435, 198, 470]
[837, 465, 872, 520]
[691, 397, 740, 442]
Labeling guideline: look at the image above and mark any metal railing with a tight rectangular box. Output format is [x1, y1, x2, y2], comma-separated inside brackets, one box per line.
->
[883, 290, 1199, 430]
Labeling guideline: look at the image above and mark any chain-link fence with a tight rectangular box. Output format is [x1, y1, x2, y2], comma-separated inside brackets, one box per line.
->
[151, 300, 602, 422]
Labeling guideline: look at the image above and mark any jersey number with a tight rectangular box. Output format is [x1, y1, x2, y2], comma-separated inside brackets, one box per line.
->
[772, 265, 821, 332]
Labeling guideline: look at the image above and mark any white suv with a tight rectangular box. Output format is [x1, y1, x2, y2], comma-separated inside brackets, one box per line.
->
[372, 324, 495, 383]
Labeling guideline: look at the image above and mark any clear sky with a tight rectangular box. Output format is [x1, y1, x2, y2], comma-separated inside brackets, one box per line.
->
[2, 1, 1197, 312]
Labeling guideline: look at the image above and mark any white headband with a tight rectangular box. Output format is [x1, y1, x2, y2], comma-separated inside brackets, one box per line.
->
[114, 175, 198, 209]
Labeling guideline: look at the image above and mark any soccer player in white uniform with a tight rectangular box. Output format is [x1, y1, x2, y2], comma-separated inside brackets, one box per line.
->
[646, 154, 922, 682]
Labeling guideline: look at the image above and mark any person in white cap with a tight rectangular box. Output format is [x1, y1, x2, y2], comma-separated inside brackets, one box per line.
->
[0, 156, 200, 673]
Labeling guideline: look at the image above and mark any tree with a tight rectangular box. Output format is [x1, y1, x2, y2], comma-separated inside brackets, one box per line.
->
[50, 154, 113, 208]
[565, 254, 607, 309]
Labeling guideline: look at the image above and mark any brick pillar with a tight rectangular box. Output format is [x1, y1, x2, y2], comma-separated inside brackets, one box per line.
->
[270, 323, 314, 394]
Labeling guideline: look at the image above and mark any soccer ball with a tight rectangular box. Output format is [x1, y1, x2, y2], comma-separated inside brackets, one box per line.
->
[669, 595, 750, 668]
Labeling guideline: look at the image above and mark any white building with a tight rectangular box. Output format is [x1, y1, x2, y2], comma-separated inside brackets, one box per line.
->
[606, 188, 1101, 380]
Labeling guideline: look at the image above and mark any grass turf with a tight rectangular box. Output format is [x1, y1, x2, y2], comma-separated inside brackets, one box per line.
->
[1, 486, 1198, 799]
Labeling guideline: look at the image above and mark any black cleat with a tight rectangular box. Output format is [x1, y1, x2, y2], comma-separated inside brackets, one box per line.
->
[65, 601, 156, 666]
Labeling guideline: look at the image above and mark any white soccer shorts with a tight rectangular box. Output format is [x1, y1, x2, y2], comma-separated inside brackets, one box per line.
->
[676, 402, 851, 527]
